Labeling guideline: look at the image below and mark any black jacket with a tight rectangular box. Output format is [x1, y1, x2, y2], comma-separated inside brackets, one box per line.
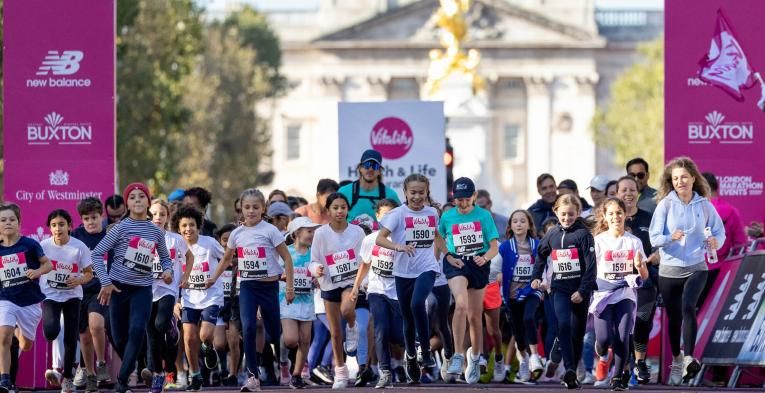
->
[528, 199, 554, 234]
[533, 220, 596, 297]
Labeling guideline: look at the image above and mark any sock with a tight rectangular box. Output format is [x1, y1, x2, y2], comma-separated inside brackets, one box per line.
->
[391, 358, 401, 369]
[191, 371, 201, 377]
[10, 337, 19, 386]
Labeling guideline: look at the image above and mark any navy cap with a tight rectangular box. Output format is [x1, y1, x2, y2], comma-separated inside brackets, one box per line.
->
[557, 179, 578, 191]
[452, 177, 476, 199]
[267, 201, 293, 217]
[360, 149, 382, 165]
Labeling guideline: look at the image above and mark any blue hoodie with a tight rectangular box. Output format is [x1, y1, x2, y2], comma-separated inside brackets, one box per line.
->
[649, 191, 726, 268]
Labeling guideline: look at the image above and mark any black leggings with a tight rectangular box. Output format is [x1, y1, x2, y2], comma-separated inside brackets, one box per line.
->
[429, 284, 454, 359]
[42, 298, 81, 379]
[508, 295, 542, 351]
[551, 290, 588, 371]
[658, 271, 708, 357]
[632, 286, 657, 353]
[147, 295, 178, 373]
[594, 299, 634, 374]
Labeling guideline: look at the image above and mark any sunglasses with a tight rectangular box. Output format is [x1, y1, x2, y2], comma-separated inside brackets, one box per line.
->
[628, 172, 647, 180]
[362, 161, 381, 170]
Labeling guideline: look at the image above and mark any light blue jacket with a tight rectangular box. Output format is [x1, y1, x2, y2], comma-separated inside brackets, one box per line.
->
[649, 191, 726, 267]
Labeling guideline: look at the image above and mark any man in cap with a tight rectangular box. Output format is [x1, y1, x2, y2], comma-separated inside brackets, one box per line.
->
[587, 175, 610, 207]
[557, 179, 593, 217]
[338, 149, 401, 225]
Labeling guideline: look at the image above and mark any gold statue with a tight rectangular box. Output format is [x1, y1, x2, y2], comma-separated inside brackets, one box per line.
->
[425, 0, 485, 95]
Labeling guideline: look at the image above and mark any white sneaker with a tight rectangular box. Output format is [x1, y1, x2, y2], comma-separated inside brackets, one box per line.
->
[518, 357, 531, 382]
[45, 369, 63, 387]
[176, 371, 188, 390]
[128, 370, 138, 387]
[529, 354, 544, 381]
[464, 347, 481, 384]
[332, 366, 349, 389]
[344, 324, 359, 355]
[60, 378, 75, 393]
[668, 358, 683, 386]
[581, 371, 595, 384]
[492, 355, 505, 383]
[440, 356, 451, 382]
[240, 375, 260, 392]
[682, 355, 701, 383]
[73, 367, 87, 388]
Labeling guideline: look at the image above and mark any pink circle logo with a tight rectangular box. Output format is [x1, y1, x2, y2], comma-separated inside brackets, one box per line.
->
[370, 117, 413, 160]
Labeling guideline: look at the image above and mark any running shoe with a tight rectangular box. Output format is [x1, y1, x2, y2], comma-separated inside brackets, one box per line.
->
[355, 365, 376, 387]
[596, 355, 611, 382]
[312, 365, 333, 384]
[141, 368, 153, 388]
[74, 367, 87, 388]
[45, 369, 62, 387]
[85, 374, 98, 393]
[516, 356, 530, 383]
[562, 369, 580, 390]
[446, 354, 464, 383]
[96, 361, 110, 384]
[404, 353, 420, 384]
[240, 374, 260, 392]
[440, 357, 451, 382]
[60, 378, 75, 393]
[529, 353, 544, 381]
[151, 374, 165, 393]
[289, 375, 306, 389]
[464, 348, 481, 384]
[634, 359, 650, 384]
[201, 343, 219, 370]
[280, 361, 291, 386]
[668, 358, 683, 386]
[375, 370, 393, 389]
[682, 356, 701, 383]
[187, 374, 203, 392]
[332, 366, 348, 389]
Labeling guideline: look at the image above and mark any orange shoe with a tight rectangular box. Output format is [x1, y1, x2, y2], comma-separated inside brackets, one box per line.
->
[595, 350, 613, 381]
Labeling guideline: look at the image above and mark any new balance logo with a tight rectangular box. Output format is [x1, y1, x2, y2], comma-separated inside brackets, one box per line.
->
[35, 50, 84, 76]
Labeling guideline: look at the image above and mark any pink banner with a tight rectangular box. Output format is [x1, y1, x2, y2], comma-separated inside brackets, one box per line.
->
[2, 0, 115, 388]
[666, 0, 765, 225]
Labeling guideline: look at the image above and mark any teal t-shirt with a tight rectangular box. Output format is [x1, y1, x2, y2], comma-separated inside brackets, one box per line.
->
[438, 206, 499, 256]
[338, 181, 401, 224]
[279, 244, 313, 305]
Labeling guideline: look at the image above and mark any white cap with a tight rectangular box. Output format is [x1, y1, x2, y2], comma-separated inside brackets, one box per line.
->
[588, 175, 610, 191]
[286, 216, 321, 238]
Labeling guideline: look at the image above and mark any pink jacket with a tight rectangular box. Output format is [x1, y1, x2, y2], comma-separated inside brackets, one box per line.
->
[710, 197, 747, 259]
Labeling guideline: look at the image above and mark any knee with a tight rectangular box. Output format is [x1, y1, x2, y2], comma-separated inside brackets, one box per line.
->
[284, 336, 299, 349]
[454, 298, 469, 316]
[19, 338, 33, 352]
[341, 305, 355, 321]
[43, 323, 60, 342]
[681, 301, 697, 317]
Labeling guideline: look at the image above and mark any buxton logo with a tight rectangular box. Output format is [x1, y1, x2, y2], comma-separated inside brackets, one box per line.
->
[370, 117, 413, 160]
[27, 50, 92, 88]
[49, 170, 69, 186]
[27, 112, 92, 145]
[688, 111, 754, 144]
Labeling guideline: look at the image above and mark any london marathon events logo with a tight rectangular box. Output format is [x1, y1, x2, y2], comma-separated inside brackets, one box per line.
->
[370, 117, 413, 160]
[688, 111, 754, 144]
[26, 50, 92, 88]
[27, 112, 93, 145]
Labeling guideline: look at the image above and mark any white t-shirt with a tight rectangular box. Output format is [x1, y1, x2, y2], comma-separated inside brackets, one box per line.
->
[227, 221, 285, 281]
[591, 231, 646, 311]
[379, 205, 440, 278]
[360, 232, 397, 300]
[181, 235, 225, 309]
[40, 237, 92, 302]
[309, 223, 365, 291]
[152, 231, 188, 301]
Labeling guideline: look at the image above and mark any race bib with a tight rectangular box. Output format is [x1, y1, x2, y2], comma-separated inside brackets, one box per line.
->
[122, 237, 156, 273]
[603, 249, 634, 280]
[452, 222, 484, 255]
[237, 247, 268, 279]
[293, 267, 313, 295]
[513, 254, 534, 283]
[405, 216, 436, 248]
[221, 270, 234, 297]
[325, 249, 358, 284]
[0, 253, 30, 288]
[153, 248, 177, 279]
[47, 260, 79, 289]
[184, 261, 210, 290]
[551, 248, 581, 280]
[370, 245, 395, 278]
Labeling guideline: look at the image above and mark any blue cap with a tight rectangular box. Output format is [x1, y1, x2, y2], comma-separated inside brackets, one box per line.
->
[360, 149, 382, 165]
[267, 201, 293, 217]
[452, 177, 475, 199]
[168, 188, 185, 202]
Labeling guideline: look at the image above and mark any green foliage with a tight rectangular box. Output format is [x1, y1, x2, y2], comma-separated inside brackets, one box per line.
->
[592, 38, 664, 185]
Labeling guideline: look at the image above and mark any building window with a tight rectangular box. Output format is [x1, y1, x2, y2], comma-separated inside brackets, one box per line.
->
[286, 123, 301, 160]
[503, 124, 519, 160]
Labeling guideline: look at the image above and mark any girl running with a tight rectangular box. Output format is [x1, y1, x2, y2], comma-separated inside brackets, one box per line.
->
[352, 198, 402, 388]
[591, 198, 648, 391]
[40, 209, 93, 393]
[495, 209, 544, 382]
[211, 188, 294, 392]
[142, 200, 193, 393]
[531, 194, 597, 389]
[649, 157, 724, 385]
[91, 183, 174, 393]
[375, 175, 443, 384]
[309, 193, 364, 389]
[438, 177, 499, 384]
[281, 217, 321, 389]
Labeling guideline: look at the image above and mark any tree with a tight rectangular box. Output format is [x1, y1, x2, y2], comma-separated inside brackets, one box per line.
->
[592, 38, 664, 183]
[177, 9, 285, 223]
[116, 0, 202, 192]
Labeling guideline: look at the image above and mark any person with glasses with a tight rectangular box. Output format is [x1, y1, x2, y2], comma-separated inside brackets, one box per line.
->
[338, 149, 401, 226]
[625, 158, 658, 215]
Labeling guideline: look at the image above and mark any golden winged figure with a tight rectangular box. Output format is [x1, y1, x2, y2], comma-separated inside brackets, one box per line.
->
[425, 0, 485, 95]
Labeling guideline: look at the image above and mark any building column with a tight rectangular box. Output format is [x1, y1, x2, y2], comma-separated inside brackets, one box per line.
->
[523, 76, 553, 204]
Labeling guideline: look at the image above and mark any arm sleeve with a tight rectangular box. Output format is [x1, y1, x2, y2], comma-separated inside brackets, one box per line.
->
[482, 211, 500, 243]
[309, 229, 324, 276]
[79, 242, 93, 270]
[532, 234, 551, 280]
[91, 224, 121, 287]
[379, 207, 399, 235]
[649, 199, 672, 248]
[577, 232, 598, 297]
[360, 236, 374, 264]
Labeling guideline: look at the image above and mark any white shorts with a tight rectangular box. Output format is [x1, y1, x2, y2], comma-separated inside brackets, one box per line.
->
[0, 301, 42, 340]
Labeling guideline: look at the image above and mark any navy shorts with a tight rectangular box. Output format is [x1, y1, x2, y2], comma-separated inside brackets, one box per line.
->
[182, 305, 221, 325]
[442, 254, 490, 290]
[321, 286, 351, 303]
[78, 290, 109, 334]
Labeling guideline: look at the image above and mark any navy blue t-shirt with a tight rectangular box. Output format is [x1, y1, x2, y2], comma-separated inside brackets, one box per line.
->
[72, 225, 108, 292]
[0, 236, 46, 306]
